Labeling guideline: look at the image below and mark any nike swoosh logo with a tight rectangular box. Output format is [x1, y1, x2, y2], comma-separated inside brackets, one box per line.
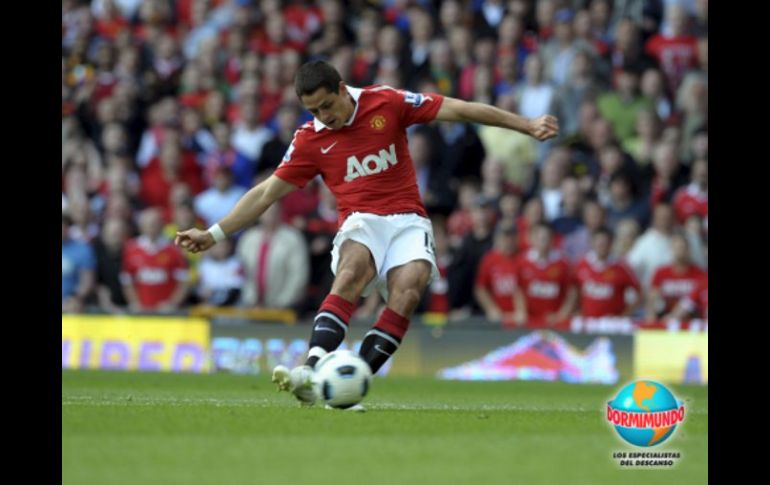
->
[314, 326, 338, 334]
[320, 141, 338, 154]
[374, 345, 392, 357]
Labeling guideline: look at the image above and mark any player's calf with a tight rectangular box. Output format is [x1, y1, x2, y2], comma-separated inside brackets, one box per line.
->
[305, 294, 355, 368]
[358, 307, 410, 373]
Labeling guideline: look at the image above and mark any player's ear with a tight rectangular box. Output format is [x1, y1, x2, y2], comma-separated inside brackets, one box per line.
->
[338, 81, 346, 96]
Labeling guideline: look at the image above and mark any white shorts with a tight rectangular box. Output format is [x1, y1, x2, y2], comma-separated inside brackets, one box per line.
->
[330, 212, 439, 300]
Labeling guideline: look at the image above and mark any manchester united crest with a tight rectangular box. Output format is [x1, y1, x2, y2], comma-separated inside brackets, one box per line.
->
[370, 115, 386, 130]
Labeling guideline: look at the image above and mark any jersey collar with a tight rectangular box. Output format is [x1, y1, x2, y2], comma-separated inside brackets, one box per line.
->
[313, 86, 363, 132]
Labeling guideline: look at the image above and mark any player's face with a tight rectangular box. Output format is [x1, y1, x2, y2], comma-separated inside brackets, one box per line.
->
[300, 83, 352, 130]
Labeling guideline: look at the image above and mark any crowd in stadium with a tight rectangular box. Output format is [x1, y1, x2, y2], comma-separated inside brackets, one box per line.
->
[62, 0, 708, 326]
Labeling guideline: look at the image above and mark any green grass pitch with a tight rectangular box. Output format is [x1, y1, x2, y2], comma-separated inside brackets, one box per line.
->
[62, 370, 707, 485]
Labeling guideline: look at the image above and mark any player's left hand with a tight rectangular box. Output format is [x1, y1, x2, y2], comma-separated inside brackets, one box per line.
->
[528, 115, 559, 141]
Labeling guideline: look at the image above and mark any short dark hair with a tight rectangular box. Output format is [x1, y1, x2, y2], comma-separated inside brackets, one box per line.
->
[294, 60, 342, 98]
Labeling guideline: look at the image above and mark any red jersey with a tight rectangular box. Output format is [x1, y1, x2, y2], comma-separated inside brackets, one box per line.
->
[121, 237, 188, 310]
[516, 250, 573, 324]
[447, 209, 474, 240]
[673, 183, 708, 223]
[283, 4, 322, 45]
[274, 86, 444, 226]
[644, 34, 698, 92]
[139, 151, 205, 210]
[575, 253, 641, 317]
[475, 249, 520, 313]
[680, 276, 708, 319]
[651, 264, 708, 314]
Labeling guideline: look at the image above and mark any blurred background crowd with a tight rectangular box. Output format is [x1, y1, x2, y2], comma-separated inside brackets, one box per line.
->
[62, 0, 707, 326]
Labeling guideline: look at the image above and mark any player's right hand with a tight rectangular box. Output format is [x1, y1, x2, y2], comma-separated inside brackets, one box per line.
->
[175, 228, 216, 254]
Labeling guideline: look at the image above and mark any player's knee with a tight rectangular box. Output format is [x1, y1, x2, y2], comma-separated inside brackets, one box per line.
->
[335, 265, 373, 293]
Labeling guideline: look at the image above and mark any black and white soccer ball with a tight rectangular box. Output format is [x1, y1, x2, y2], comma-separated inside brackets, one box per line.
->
[312, 350, 372, 409]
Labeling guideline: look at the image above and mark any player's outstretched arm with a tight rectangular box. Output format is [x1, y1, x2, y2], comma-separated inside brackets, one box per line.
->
[175, 175, 297, 253]
[435, 97, 559, 141]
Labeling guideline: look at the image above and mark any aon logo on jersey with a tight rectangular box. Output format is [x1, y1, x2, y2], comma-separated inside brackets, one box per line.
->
[344, 144, 398, 182]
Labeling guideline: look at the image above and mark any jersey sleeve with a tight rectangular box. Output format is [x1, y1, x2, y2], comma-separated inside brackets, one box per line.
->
[273, 128, 319, 188]
[388, 88, 445, 127]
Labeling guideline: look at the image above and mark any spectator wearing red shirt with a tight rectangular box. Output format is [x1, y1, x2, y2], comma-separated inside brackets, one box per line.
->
[93, 0, 130, 41]
[121, 208, 190, 312]
[253, 12, 306, 55]
[645, 233, 707, 320]
[644, 4, 699, 95]
[668, 275, 708, 320]
[673, 158, 707, 224]
[474, 222, 520, 324]
[447, 181, 480, 248]
[283, 0, 323, 47]
[517, 197, 565, 253]
[574, 227, 641, 317]
[178, 64, 212, 110]
[258, 54, 289, 123]
[513, 222, 577, 328]
[535, 0, 557, 41]
[647, 141, 688, 207]
[139, 139, 204, 211]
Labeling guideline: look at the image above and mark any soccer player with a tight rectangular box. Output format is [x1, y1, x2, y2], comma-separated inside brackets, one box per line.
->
[645, 233, 707, 321]
[573, 227, 641, 317]
[474, 222, 521, 326]
[175, 60, 558, 405]
[512, 222, 576, 328]
[667, 275, 708, 321]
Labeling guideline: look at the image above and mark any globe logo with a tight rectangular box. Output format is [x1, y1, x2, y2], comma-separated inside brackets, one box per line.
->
[606, 380, 685, 447]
